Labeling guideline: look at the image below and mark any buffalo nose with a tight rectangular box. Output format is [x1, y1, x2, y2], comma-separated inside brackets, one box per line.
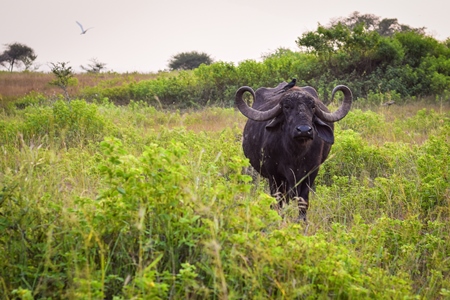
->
[296, 125, 312, 135]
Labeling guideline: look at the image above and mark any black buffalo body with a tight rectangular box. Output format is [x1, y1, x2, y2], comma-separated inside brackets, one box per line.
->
[235, 82, 352, 220]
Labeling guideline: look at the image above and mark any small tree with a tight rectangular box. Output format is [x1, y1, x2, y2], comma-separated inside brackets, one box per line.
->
[80, 58, 107, 73]
[168, 51, 213, 70]
[49, 62, 77, 100]
[0, 43, 37, 72]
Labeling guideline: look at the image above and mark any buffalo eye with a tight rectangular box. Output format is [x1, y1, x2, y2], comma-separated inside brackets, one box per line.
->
[283, 102, 292, 110]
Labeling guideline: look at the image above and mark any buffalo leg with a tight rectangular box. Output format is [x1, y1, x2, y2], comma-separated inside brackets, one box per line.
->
[269, 177, 287, 208]
[287, 169, 319, 221]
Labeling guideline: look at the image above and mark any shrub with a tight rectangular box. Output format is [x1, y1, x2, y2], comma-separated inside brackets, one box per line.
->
[13, 91, 47, 109]
[416, 134, 450, 215]
[7, 99, 113, 148]
[319, 128, 390, 184]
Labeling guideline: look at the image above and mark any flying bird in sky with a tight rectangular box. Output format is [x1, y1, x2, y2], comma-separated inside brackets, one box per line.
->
[76, 21, 93, 35]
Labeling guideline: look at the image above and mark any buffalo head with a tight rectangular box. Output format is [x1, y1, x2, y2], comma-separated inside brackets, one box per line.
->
[264, 89, 335, 145]
[235, 84, 352, 125]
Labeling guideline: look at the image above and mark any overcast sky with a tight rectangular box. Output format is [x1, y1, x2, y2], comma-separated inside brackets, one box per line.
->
[1, 0, 449, 73]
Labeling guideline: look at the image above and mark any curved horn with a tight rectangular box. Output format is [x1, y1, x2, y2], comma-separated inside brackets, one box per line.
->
[235, 86, 282, 121]
[314, 85, 352, 122]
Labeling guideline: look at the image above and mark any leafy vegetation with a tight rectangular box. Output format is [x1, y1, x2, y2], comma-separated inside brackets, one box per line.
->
[48, 62, 77, 101]
[168, 51, 214, 71]
[2, 12, 450, 109]
[0, 93, 449, 299]
[1, 12, 450, 299]
[79, 24, 450, 108]
[296, 16, 450, 99]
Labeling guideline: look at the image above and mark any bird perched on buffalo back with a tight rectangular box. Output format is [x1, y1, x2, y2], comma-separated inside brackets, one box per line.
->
[277, 78, 297, 94]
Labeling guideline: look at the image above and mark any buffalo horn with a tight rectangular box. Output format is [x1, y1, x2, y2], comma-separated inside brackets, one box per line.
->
[235, 86, 282, 121]
[314, 85, 352, 122]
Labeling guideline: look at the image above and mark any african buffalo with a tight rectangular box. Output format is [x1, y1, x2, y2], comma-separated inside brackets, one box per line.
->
[235, 82, 352, 221]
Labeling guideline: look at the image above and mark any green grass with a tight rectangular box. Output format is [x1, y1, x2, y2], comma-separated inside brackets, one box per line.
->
[0, 98, 449, 299]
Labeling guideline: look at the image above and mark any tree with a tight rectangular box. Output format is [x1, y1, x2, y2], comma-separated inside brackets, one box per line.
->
[22, 55, 40, 71]
[168, 51, 213, 70]
[329, 11, 425, 37]
[296, 12, 450, 99]
[80, 58, 107, 73]
[49, 62, 77, 101]
[296, 22, 395, 78]
[0, 43, 37, 72]
[296, 12, 421, 76]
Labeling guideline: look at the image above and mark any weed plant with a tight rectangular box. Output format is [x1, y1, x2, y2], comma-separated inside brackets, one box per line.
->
[0, 95, 449, 299]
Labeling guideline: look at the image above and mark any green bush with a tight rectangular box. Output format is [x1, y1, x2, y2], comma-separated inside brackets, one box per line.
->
[12, 92, 47, 109]
[8, 99, 112, 148]
[417, 134, 450, 215]
[337, 109, 386, 137]
[319, 128, 390, 184]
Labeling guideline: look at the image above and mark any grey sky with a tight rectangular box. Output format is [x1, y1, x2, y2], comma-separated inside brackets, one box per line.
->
[1, 0, 449, 73]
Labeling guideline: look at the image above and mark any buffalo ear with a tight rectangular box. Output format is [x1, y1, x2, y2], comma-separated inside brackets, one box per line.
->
[314, 117, 334, 144]
[265, 115, 283, 130]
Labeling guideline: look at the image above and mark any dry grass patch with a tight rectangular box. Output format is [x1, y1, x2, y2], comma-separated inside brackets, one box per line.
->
[0, 71, 158, 100]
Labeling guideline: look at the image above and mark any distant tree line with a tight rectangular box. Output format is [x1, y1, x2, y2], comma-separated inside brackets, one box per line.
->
[4, 12, 450, 106]
[82, 12, 450, 107]
[295, 11, 450, 99]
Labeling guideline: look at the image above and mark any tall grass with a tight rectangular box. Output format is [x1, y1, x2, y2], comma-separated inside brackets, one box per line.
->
[0, 96, 449, 299]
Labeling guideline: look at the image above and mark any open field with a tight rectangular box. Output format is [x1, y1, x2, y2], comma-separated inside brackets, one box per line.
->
[1, 89, 449, 298]
[0, 71, 161, 102]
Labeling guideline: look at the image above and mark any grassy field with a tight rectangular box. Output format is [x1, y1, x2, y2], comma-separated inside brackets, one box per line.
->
[0, 73, 449, 299]
[0, 71, 160, 104]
